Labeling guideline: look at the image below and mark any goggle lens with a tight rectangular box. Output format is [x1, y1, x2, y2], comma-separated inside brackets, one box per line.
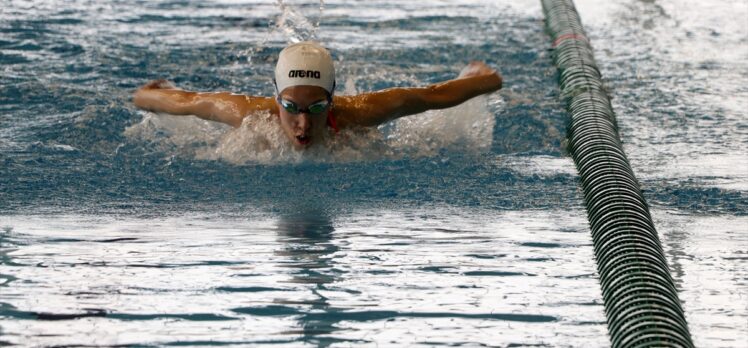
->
[279, 98, 329, 115]
[307, 101, 329, 114]
[280, 99, 299, 113]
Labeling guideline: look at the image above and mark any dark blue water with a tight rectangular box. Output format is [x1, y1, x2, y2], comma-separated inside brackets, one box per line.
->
[1, 0, 746, 346]
[0, 1, 574, 216]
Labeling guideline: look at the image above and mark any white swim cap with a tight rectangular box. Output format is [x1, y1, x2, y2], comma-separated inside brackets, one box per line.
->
[274, 41, 335, 95]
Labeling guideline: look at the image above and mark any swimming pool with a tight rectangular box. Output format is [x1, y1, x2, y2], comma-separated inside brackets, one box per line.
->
[1, 0, 746, 346]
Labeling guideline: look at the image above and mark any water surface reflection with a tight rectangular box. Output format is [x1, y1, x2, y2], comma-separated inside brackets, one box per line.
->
[274, 211, 348, 346]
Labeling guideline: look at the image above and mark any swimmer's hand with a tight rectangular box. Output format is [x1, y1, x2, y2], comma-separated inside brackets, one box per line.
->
[132, 79, 184, 113]
[132, 80, 180, 111]
[458, 61, 500, 79]
[139, 79, 177, 90]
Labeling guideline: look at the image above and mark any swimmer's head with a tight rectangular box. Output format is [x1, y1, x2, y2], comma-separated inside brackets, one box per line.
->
[274, 41, 335, 96]
[274, 41, 335, 150]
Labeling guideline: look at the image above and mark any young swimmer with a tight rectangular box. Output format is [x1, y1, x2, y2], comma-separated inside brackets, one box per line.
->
[133, 41, 502, 150]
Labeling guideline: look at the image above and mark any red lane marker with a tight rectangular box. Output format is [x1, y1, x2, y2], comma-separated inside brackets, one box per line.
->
[552, 33, 589, 47]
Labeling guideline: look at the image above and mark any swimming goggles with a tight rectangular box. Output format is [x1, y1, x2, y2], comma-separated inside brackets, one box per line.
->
[277, 97, 330, 115]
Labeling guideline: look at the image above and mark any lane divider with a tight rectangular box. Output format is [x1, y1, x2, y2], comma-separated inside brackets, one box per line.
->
[540, 0, 695, 346]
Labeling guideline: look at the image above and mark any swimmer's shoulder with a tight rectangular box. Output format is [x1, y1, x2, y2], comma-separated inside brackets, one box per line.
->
[194, 92, 278, 127]
[196, 92, 277, 113]
[332, 90, 411, 128]
[331, 94, 382, 129]
[233, 94, 278, 115]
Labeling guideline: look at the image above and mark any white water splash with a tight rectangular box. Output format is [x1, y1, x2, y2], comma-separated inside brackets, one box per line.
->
[124, 111, 228, 154]
[245, 0, 325, 65]
[125, 95, 495, 164]
[275, 0, 323, 44]
[388, 96, 495, 157]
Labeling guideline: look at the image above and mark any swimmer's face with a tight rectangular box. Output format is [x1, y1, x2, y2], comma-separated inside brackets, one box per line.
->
[276, 86, 331, 150]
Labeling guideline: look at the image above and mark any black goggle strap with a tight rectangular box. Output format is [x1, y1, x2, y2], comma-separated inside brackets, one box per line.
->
[272, 78, 336, 113]
[272, 78, 335, 98]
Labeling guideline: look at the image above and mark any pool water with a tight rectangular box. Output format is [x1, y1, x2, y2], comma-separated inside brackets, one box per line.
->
[1, 0, 746, 346]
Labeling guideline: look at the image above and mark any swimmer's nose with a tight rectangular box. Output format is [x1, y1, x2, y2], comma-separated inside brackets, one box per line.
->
[297, 113, 311, 131]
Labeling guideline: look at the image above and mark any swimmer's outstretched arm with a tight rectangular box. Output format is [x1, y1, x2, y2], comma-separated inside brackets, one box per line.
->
[337, 61, 502, 128]
[132, 80, 276, 128]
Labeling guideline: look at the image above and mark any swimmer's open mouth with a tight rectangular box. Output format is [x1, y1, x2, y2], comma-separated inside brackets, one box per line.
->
[296, 135, 311, 145]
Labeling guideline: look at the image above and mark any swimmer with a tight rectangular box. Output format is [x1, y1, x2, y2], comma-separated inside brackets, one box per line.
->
[133, 41, 502, 150]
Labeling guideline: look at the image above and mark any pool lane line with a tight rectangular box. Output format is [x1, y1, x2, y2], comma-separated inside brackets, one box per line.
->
[540, 0, 695, 346]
